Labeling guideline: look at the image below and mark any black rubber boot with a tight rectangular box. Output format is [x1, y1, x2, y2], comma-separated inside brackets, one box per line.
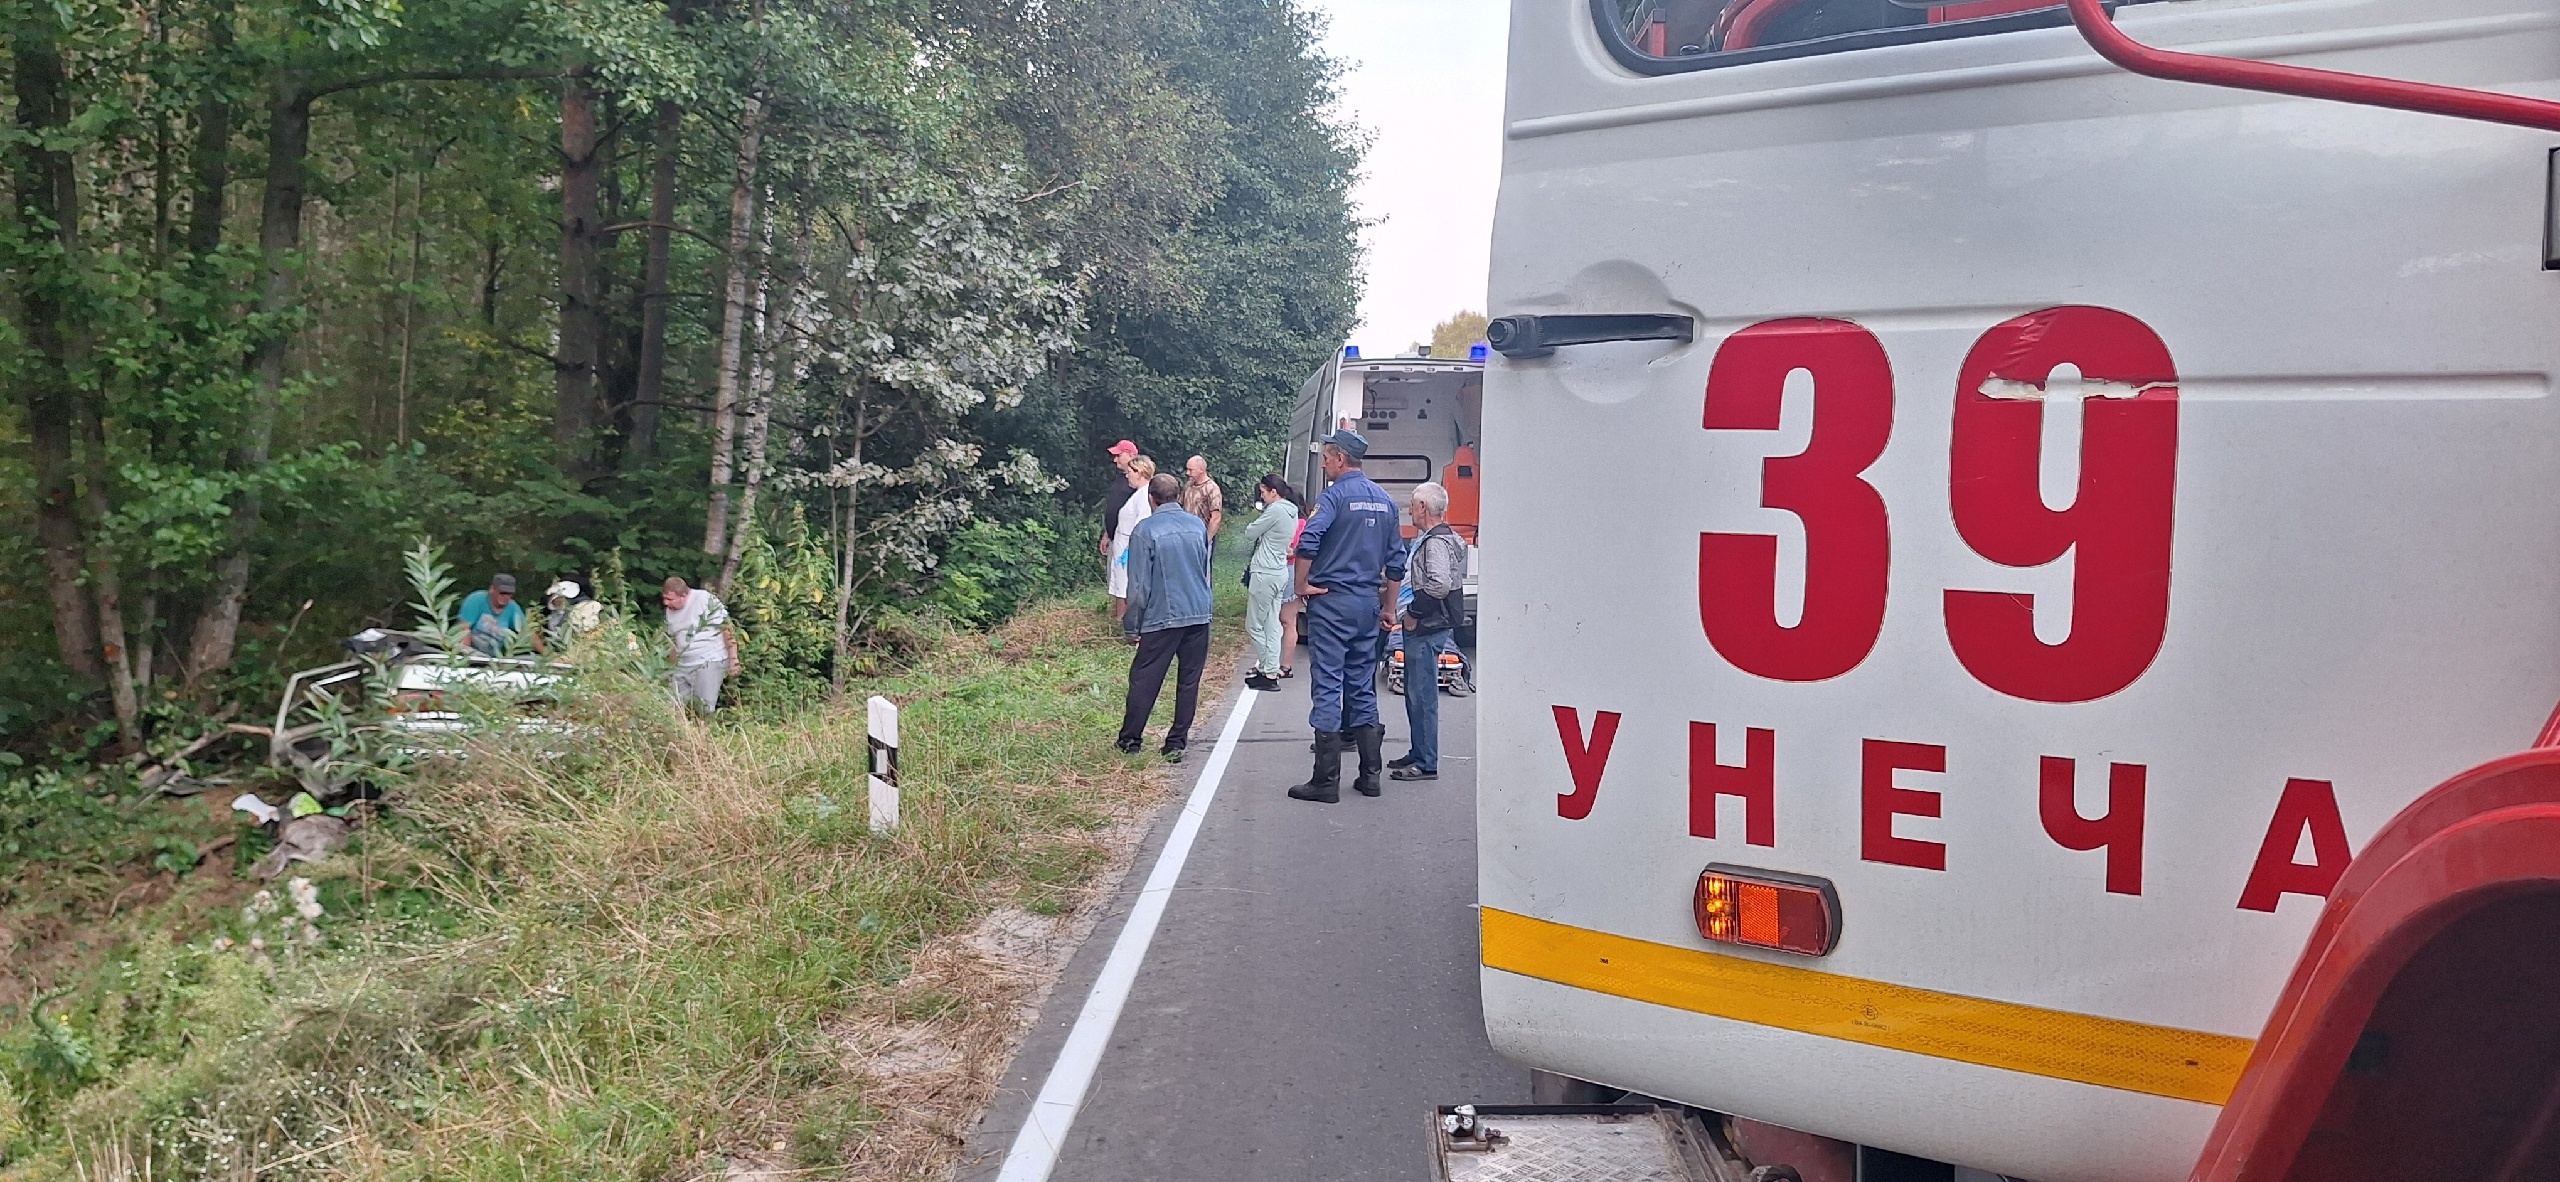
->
[1288, 731, 1344, 803]
[1351, 724, 1385, 797]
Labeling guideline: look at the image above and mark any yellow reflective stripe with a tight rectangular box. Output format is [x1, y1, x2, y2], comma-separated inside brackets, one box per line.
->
[1480, 907, 2253, 1104]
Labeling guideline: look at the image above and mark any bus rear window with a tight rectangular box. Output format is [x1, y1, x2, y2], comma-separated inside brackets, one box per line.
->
[1601, 0, 2104, 72]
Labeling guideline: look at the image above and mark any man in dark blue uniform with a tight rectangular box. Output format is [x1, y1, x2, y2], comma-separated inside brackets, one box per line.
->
[1288, 430, 1405, 803]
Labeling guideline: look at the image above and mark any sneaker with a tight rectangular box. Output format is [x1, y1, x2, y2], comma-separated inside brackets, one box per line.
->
[1386, 753, 1420, 770]
[1161, 746, 1186, 764]
[1115, 736, 1143, 755]
[1391, 766, 1438, 781]
[1245, 673, 1281, 692]
[1445, 681, 1472, 698]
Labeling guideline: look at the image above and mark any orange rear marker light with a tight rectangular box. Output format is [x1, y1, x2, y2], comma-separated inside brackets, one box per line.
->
[1694, 864, 1841, 957]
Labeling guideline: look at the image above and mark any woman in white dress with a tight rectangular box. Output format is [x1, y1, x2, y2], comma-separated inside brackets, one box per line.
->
[1108, 455, 1158, 621]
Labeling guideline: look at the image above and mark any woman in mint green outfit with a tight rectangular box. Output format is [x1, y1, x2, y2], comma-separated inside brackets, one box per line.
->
[1242, 474, 1299, 691]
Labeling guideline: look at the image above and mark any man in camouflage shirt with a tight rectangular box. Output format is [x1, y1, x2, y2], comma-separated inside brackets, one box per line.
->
[1182, 455, 1225, 541]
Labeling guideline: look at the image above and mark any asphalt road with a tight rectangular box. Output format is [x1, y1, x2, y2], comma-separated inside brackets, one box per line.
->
[961, 652, 1524, 1182]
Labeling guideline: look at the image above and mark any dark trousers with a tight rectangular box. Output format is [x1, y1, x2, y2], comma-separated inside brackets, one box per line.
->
[1120, 623, 1212, 749]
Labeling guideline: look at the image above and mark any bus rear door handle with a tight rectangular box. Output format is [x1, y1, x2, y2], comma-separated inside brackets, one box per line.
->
[1485, 314, 1694, 359]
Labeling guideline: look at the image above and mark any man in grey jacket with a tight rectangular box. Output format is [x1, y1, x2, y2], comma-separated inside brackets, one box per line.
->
[1391, 483, 1467, 780]
[1118, 473, 1215, 762]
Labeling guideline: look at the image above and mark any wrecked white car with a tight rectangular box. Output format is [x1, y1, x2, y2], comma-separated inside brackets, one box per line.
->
[270, 629, 581, 795]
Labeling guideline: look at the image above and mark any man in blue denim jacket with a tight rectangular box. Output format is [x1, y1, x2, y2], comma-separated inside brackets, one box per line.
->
[1118, 472, 1215, 761]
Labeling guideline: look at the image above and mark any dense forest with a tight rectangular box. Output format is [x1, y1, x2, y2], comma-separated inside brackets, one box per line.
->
[0, 0, 1363, 751]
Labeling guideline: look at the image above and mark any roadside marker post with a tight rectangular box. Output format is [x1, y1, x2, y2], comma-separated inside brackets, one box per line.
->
[867, 695, 900, 834]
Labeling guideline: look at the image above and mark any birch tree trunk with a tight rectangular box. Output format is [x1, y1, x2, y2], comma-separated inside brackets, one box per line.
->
[830, 396, 868, 693]
[701, 90, 765, 559]
[133, 594, 158, 694]
[720, 196, 813, 592]
[718, 267, 773, 591]
[78, 404, 140, 746]
[396, 165, 425, 448]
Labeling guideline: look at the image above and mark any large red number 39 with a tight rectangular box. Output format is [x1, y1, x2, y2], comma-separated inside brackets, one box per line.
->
[1698, 307, 2180, 703]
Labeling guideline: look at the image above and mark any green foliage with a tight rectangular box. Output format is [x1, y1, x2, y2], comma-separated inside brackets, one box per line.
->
[11, 991, 97, 1138]
[726, 508, 838, 706]
[0, 761, 174, 880]
[978, 0, 1361, 510]
[146, 836, 200, 876]
[403, 538, 465, 651]
[931, 514, 1093, 629]
[2, 0, 1357, 769]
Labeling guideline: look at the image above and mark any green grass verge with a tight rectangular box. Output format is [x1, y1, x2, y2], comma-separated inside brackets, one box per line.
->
[0, 589, 1238, 1180]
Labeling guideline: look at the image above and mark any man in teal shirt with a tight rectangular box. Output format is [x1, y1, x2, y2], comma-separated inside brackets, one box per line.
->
[455, 573, 529, 656]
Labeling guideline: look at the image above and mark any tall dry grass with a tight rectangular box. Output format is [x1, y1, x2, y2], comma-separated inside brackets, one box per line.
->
[9, 595, 1228, 1181]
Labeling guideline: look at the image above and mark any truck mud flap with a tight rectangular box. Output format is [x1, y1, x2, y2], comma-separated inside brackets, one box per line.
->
[1430, 1103, 1739, 1182]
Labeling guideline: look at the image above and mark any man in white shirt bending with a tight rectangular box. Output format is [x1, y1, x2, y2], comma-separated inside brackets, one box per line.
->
[661, 576, 739, 713]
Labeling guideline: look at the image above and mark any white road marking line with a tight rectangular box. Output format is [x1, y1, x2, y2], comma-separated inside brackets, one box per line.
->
[992, 683, 1261, 1182]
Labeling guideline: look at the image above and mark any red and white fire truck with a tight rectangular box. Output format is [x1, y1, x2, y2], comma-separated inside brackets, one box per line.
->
[1468, 1, 2560, 1179]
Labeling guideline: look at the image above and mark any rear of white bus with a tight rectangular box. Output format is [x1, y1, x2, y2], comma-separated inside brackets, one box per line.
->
[1476, 2, 2560, 1179]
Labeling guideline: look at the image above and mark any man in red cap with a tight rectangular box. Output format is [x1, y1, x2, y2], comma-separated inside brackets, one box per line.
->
[1099, 439, 1141, 569]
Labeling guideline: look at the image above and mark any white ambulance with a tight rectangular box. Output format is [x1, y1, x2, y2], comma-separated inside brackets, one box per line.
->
[1292, 347, 1487, 639]
[1467, 2, 2560, 1180]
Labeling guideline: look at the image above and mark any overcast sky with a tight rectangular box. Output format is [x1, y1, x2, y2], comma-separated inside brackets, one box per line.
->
[1305, 0, 1509, 356]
